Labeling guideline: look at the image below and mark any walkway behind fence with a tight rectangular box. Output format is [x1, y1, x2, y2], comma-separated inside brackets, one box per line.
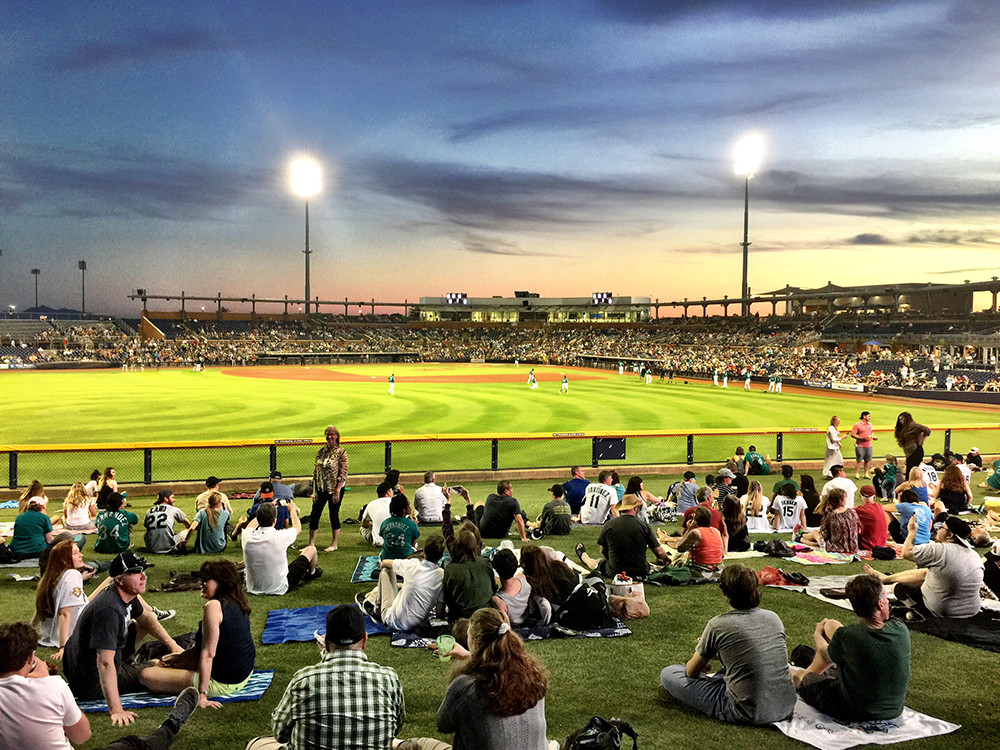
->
[3, 424, 997, 489]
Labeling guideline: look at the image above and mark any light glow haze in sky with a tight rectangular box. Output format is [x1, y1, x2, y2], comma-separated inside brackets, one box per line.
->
[2, 0, 1000, 316]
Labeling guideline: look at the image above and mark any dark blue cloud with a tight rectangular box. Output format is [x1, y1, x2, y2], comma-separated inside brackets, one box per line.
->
[594, 0, 907, 24]
[54, 27, 226, 73]
[356, 157, 678, 230]
[848, 233, 890, 245]
[1, 144, 274, 220]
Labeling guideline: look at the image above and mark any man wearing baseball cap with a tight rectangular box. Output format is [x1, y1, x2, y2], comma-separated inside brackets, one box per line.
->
[252, 471, 294, 503]
[537, 484, 573, 536]
[577, 493, 671, 579]
[259, 605, 405, 750]
[63, 551, 184, 726]
[866, 514, 985, 619]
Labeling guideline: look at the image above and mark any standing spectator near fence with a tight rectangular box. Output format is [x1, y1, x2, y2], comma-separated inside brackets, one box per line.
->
[309, 425, 349, 553]
[850, 411, 878, 479]
[895, 412, 931, 477]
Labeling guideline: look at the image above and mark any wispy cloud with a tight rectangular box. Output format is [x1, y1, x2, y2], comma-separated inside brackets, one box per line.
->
[54, 27, 226, 73]
[460, 233, 555, 256]
[356, 157, 678, 231]
[848, 233, 890, 245]
[0, 143, 274, 219]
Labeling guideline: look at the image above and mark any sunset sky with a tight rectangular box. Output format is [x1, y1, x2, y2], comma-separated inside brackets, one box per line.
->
[3, 1, 1000, 316]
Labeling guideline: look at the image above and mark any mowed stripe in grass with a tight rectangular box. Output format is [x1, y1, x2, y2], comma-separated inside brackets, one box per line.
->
[3, 364, 998, 447]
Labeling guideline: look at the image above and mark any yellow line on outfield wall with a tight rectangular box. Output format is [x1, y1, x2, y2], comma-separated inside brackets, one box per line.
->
[2, 422, 997, 452]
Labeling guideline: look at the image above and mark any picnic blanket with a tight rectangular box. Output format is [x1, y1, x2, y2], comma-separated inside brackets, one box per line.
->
[787, 548, 856, 565]
[774, 698, 959, 750]
[351, 555, 382, 583]
[723, 549, 767, 559]
[2, 559, 39, 569]
[262, 605, 390, 645]
[0, 501, 18, 510]
[78, 670, 275, 712]
[904, 607, 1000, 653]
[390, 618, 632, 648]
[768, 575, 854, 611]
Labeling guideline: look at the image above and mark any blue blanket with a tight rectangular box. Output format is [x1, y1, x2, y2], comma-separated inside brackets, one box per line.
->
[390, 618, 633, 648]
[351, 555, 382, 583]
[351, 554, 451, 583]
[78, 670, 274, 712]
[262, 605, 390, 645]
[0, 500, 18, 510]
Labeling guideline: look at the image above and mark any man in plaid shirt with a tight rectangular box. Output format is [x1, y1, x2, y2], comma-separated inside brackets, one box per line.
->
[249, 605, 404, 750]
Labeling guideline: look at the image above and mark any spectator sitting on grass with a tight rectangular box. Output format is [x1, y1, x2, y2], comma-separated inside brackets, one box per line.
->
[0, 620, 201, 750]
[9, 497, 54, 559]
[577, 494, 671, 580]
[361, 482, 394, 548]
[799, 488, 860, 556]
[443, 528, 497, 623]
[379, 494, 420, 560]
[527, 484, 573, 536]
[230, 483, 290, 541]
[187, 492, 231, 554]
[477, 481, 529, 542]
[94, 493, 138, 555]
[660, 564, 797, 725]
[865, 514, 985, 619]
[790, 574, 910, 722]
[663, 506, 725, 576]
[491, 548, 536, 626]
[358, 534, 446, 631]
[241, 501, 321, 596]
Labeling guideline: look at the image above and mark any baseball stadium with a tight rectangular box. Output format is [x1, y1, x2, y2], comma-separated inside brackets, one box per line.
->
[3, 286, 1000, 750]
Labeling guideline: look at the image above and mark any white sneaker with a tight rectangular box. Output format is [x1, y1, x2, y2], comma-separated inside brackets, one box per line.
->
[152, 606, 176, 622]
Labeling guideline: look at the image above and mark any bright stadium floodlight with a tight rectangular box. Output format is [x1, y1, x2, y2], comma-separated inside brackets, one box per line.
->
[290, 158, 322, 315]
[734, 134, 764, 316]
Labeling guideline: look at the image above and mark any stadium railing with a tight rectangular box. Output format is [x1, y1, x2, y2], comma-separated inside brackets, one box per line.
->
[3, 425, 997, 489]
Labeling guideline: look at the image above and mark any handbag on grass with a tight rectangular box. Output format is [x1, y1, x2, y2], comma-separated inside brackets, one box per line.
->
[564, 716, 639, 750]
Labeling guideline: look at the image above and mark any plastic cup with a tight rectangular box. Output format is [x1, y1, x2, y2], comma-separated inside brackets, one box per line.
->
[436, 634, 455, 661]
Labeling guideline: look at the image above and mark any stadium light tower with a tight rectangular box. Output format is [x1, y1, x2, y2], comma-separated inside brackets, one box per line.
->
[30, 268, 40, 310]
[734, 135, 763, 317]
[290, 158, 322, 315]
[79, 260, 87, 316]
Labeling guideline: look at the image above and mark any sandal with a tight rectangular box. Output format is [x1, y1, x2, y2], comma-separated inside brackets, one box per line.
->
[575, 542, 586, 562]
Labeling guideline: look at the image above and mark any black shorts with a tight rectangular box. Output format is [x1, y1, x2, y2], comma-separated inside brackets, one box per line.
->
[798, 669, 879, 723]
[286, 554, 311, 591]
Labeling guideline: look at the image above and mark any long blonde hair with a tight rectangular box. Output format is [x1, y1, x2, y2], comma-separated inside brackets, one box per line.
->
[18, 480, 46, 514]
[747, 480, 764, 517]
[63, 482, 90, 513]
[205, 492, 224, 530]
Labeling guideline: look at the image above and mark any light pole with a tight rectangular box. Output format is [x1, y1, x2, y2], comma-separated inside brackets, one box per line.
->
[734, 135, 763, 317]
[30, 268, 40, 310]
[290, 158, 321, 315]
[79, 260, 87, 316]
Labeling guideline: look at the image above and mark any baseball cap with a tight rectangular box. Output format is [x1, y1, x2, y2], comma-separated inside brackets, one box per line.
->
[718, 468, 735, 479]
[259, 481, 274, 497]
[548, 484, 564, 497]
[110, 550, 153, 577]
[325, 604, 366, 647]
[970, 447, 979, 453]
[270, 471, 283, 480]
[683, 471, 697, 480]
[206, 476, 221, 487]
[860, 485, 876, 497]
[156, 489, 174, 502]
[944, 516, 974, 548]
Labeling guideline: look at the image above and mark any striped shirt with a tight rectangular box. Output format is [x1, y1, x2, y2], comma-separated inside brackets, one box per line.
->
[272, 649, 404, 750]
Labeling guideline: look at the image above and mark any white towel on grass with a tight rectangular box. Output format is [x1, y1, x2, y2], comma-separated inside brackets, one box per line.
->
[774, 699, 959, 750]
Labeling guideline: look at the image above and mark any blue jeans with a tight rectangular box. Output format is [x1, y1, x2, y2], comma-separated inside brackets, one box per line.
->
[660, 665, 741, 723]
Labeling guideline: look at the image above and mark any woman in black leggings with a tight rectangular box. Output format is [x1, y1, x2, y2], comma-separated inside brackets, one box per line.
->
[308, 425, 349, 552]
[894, 412, 931, 477]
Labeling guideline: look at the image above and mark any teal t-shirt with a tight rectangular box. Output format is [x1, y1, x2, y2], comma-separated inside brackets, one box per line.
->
[94, 509, 139, 554]
[10, 510, 53, 556]
[379, 516, 420, 560]
[828, 619, 910, 720]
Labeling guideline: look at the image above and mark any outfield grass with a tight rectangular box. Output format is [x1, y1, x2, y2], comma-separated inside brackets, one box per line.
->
[3, 364, 998, 488]
[3, 476, 1000, 750]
